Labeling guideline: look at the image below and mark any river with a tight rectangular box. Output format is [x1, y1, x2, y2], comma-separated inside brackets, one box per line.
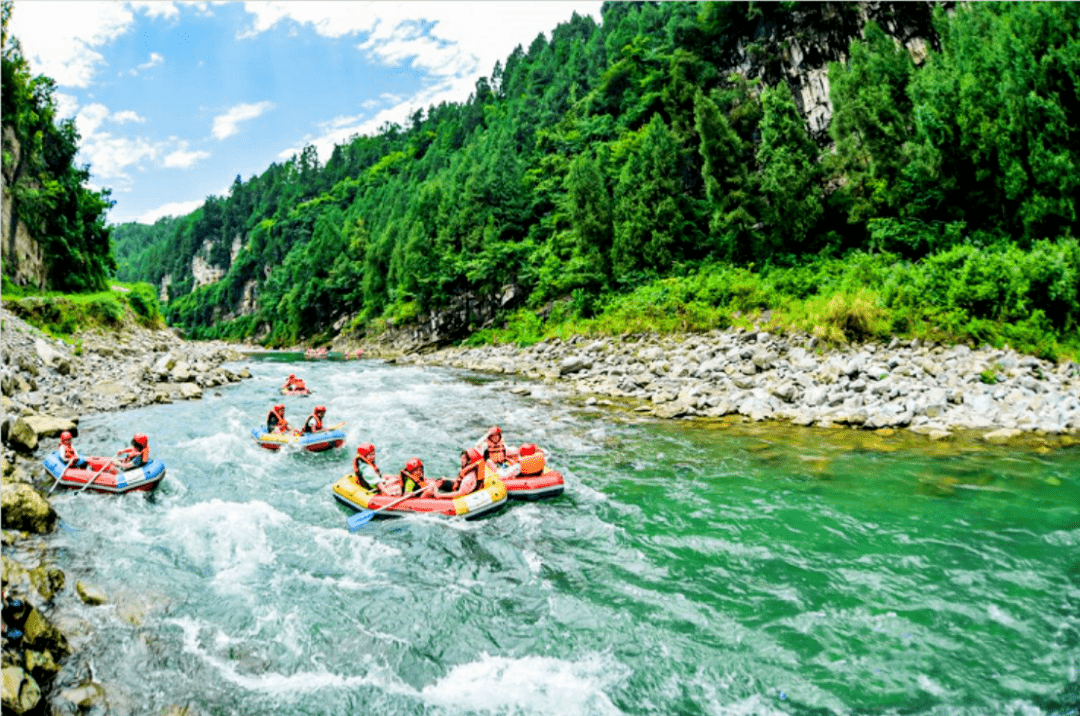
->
[44, 353, 1080, 716]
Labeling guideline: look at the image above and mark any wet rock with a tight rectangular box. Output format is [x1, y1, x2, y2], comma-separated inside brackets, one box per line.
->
[5, 418, 37, 453]
[1, 666, 41, 716]
[59, 682, 106, 709]
[76, 581, 107, 606]
[20, 607, 70, 659]
[0, 483, 56, 534]
[28, 564, 65, 602]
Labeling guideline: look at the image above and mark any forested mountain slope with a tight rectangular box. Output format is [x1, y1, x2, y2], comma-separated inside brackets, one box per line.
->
[2, 2, 114, 292]
[113, 1, 1079, 356]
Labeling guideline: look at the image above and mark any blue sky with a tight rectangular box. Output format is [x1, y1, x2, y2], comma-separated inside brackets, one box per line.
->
[9, 1, 603, 225]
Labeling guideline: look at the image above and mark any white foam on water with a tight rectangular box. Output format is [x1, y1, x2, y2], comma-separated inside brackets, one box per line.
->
[167, 615, 419, 698]
[160, 498, 289, 595]
[420, 651, 630, 716]
[986, 602, 1021, 630]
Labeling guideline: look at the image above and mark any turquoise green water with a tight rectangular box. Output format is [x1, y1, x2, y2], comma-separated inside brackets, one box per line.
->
[45, 355, 1080, 715]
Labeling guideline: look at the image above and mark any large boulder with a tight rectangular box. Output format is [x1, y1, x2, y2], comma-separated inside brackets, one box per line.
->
[5, 417, 37, 452]
[1, 666, 41, 716]
[22, 415, 78, 440]
[21, 607, 71, 658]
[0, 483, 57, 534]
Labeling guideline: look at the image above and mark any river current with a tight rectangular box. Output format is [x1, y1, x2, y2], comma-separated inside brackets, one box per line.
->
[44, 354, 1080, 716]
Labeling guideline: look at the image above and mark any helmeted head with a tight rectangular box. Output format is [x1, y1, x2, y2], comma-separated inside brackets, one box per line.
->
[405, 457, 424, 476]
[273, 404, 285, 415]
[519, 443, 537, 457]
[133, 433, 148, 448]
[289, 374, 296, 380]
[60, 431, 72, 444]
[466, 448, 483, 465]
[315, 405, 326, 416]
[357, 443, 375, 459]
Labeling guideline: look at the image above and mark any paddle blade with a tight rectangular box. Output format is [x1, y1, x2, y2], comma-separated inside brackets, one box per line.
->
[346, 510, 375, 532]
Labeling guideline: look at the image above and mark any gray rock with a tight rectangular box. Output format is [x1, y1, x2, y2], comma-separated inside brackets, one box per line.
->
[1, 666, 41, 716]
[7, 417, 38, 452]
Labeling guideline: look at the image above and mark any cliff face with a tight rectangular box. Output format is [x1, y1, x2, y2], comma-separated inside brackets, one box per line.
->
[1, 126, 47, 289]
[734, 1, 940, 141]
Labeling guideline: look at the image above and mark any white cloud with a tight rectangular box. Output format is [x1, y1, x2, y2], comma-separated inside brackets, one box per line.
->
[212, 101, 276, 140]
[133, 51, 165, 74]
[129, 1, 180, 20]
[9, 1, 136, 87]
[76, 103, 112, 138]
[53, 93, 80, 120]
[111, 110, 146, 124]
[136, 199, 205, 224]
[163, 143, 211, 168]
[258, 2, 602, 163]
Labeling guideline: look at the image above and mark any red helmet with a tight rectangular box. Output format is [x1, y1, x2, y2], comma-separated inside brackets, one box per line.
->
[405, 458, 423, 474]
[489, 426, 501, 437]
[465, 448, 483, 464]
[273, 404, 285, 414]
[60, 431, 73, 444]
[519, 443, 537, 456]
[315, 405, 326, 415]
[133, 434, 148, 448]
[289, 374, 296, 379]
[357, 443, 374, 457]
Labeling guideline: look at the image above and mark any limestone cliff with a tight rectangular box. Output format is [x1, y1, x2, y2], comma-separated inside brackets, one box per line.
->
[1, 126, 46, 289]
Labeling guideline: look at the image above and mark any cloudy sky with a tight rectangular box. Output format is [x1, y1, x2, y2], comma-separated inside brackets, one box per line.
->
[9, 1, 603, 224]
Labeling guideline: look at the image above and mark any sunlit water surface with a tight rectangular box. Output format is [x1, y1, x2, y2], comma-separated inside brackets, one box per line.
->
[45, 354, 1080, 716]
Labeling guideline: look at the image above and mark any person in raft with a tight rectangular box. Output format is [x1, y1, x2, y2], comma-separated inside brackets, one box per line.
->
[114, 433, 150, 471]
[391, 458, 439, 498]
[476, 426, 525, 478]
[59, 431, 88, 470]
[281, 374, 307, 392]
[353, 443, 386, 491]
[433, 449, 486, 499]
[266, 404, 290, 434]
[301, 405, 327, 434]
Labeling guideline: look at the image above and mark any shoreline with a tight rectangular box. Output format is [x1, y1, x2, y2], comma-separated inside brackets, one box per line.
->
[348, 328, 1080, 446]
[1, 307, 252, 714]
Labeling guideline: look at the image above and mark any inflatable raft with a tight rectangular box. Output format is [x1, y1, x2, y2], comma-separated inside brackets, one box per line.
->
[331, 474, 508, 519]
[501, 467, 565, 500]
[42, 452, 166, 494]
[280, 387, 312, 396]
[251, 426, 346, 452]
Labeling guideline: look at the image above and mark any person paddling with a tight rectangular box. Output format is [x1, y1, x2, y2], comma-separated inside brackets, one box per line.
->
[59, 431, 88, 470]
[281, 374, 306, 392]
[301, 405, 327, 434]
[114, 434, 150, 471]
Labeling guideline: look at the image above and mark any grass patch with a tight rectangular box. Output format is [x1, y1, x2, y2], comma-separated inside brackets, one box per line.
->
[2, 281, 165, 338]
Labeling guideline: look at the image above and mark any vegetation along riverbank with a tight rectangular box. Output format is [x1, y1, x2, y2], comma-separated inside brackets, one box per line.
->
[3, 1, 1079, 710]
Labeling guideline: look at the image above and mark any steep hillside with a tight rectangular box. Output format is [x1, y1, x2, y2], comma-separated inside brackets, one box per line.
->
[1, 2, 115, 293]
[113, 1, 1079, 355]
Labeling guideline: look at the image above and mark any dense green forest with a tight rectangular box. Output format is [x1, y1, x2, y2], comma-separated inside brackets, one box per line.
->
[1, 1, 115, 292]
[112, 2, 1080, 357]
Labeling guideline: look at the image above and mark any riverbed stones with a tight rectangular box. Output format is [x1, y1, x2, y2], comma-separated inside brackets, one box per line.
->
[21, 415, 77, 440]
[376, 329, 1080, 442]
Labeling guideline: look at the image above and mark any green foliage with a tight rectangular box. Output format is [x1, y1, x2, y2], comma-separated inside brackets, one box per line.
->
[3, 285, 162, 337]
[105, 1, 1077, 361]
[2, 3, 115, 291]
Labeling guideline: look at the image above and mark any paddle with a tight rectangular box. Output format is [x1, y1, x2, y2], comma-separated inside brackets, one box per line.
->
[77, 461, 113, 494]
[347, 487, 424, 531]
[48, 457, 76, 496]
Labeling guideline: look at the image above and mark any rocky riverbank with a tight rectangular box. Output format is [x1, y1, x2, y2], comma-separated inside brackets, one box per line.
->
[1, 306, 251, 715]
[355, 328, 1080, 444]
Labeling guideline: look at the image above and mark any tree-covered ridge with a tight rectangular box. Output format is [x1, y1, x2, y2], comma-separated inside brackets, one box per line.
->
[1, 1, 115, 292]
[112, 2, 1079, 355]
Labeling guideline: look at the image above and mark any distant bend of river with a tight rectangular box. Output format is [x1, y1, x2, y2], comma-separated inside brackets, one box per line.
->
[45, 353, 1080, 716]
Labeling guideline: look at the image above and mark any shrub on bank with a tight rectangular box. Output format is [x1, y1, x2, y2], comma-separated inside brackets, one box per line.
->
[1, 282, 165, 337]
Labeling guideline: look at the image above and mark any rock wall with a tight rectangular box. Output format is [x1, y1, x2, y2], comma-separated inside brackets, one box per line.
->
[1, 126, 47, 290]
[191, 240, 225, 289]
